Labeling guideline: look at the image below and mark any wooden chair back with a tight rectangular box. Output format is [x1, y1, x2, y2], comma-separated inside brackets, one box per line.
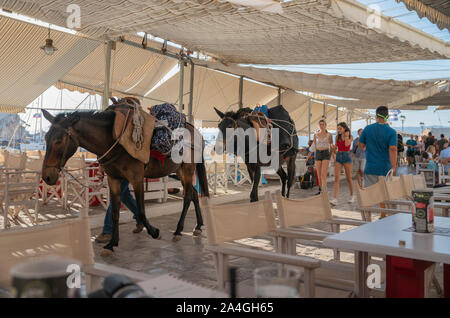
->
[25, 157, 44, 172]
[4, 152, 27, 170]
[355, 178, 387, 208]
[200, 192, 276, 246]
[380, 176, 406, 201]
[275, 190, 332, 228]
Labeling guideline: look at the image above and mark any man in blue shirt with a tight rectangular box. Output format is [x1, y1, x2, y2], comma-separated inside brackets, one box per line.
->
[406, 135, 418, 167]
[358, 106, 398, 188]
[352, 128, 366, 188]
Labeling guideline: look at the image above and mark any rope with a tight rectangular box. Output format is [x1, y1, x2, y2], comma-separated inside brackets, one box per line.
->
[131, 101, 144, 150]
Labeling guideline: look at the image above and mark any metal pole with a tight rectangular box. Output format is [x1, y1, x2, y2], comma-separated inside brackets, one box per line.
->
[349, 110, 353, 132]
[178, 58, 185, 113]
[277, 87, 281, 105]
[323, 101, 326, 118]
[102, 40, 113, 110]
[238, 76, 244, 109]
[336, 107, 339, 130]
[40, 93, 43, 142]
[307, 98, 311, 140]
[188, 62, 194, 123]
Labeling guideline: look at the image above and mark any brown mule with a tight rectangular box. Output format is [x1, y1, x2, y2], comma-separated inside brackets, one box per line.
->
[41, 100, 209, 253]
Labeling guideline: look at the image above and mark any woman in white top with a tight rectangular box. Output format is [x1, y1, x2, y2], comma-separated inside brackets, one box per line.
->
[306, 119, 334, 195]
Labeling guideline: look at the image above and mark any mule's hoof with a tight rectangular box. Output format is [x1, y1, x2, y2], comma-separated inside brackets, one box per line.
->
[193, 229, 202, 236]
[151, 229, 161, 240]
[100, 248, 114, 257]
[172, 235, 182, 242]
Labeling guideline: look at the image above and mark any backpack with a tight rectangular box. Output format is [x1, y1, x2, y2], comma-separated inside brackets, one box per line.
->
[300, 171, 313, 189]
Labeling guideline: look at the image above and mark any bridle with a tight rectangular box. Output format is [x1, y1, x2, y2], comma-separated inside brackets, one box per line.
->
[43, 110, 131, 171]
[43, 125, 80, 171]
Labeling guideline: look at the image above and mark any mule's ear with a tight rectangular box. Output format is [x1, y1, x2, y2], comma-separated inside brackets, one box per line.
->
[42, 109, 55, 124]
[214, 107, 225, 119]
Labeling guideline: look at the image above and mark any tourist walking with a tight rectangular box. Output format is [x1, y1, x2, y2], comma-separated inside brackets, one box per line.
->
[352, 128, 366, 188]
[358, 106, 397, 185]
[95, 168, 144, 243]
[330, 122, 354, 206]
[306, 119, 333, 195]
[358, 106, 397, 218]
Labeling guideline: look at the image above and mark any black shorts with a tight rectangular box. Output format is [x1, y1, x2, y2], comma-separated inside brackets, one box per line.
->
[316, 149, 331, 161]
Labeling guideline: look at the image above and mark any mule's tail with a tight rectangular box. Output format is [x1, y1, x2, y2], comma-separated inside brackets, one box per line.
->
[196, 158, 210, 197]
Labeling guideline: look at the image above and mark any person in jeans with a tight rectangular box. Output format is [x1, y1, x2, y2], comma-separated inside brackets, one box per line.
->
[305, 140, 315, 166]
[330, 122, 354, 206]
[306, 119, 334, 195]
[352, 128, 365, 188]
[95, 169, 144, 243]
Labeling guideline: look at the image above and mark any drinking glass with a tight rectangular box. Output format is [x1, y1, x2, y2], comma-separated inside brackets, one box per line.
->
[254, 266, 301, 298]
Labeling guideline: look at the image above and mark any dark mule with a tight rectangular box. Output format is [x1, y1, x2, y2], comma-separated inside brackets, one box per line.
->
[41, 101, 209, 253]
[215, 106, 298, 202]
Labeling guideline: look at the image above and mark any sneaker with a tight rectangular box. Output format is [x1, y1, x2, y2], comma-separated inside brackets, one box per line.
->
[133, 224, 144, 234]
[95, 233, 111, 243]
[330, 198, 338, 206]
[349, 196, 355, 203]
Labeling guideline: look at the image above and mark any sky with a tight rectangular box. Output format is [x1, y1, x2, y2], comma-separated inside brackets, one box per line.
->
[7, 0, 450, 136]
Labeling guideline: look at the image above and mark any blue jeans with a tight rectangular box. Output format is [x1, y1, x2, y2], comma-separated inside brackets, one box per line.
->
[336, 151, 352, 165]
[102, 179, 142, 235]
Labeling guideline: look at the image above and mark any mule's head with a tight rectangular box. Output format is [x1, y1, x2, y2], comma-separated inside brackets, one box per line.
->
[41, 110, 80, 185]
[214, 107, 252, 154]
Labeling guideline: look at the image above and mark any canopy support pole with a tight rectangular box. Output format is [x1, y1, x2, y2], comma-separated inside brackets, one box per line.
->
[238, 76, 244, 109]
[102, 40, 113, 110]
[308, 98, 311, 140]
[178, 58, 185, 113]
[277, 87, 281, 105]
[188, 62, 194, 123]
[323, 102, 326, 118]
[336, 107, 339, 130]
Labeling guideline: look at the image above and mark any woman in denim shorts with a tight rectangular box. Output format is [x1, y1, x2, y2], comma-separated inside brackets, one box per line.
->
[330, 122, 354, 206]
[306, 119, 333, 195]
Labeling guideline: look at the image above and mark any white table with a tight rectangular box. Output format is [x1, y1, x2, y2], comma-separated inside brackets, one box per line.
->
[324, 214, 450, 297]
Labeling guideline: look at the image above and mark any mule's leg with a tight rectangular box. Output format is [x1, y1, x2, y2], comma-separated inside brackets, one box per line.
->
[276, 165, 287, 197]
[173, 180, 193, 242]
[104, 177, 121, 252]
[286, 156, 296, 198]
[192, 188, 203, 236]
[130, 176, 161, 240]
[172, 164, 196, 241]
[249, 164, 261, 202]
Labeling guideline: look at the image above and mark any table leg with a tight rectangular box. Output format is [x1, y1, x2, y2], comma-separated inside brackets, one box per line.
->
[445, 264, 450, 298]
[355, 251, 369, 298]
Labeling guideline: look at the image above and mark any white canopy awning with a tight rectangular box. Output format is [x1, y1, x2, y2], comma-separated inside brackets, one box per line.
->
[202, 61, 443, 110]
[0, 16, 99, 113]
[55, 36, 177, 100]
[0, 0, 448, 65]
[144, 65, 278, 127]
